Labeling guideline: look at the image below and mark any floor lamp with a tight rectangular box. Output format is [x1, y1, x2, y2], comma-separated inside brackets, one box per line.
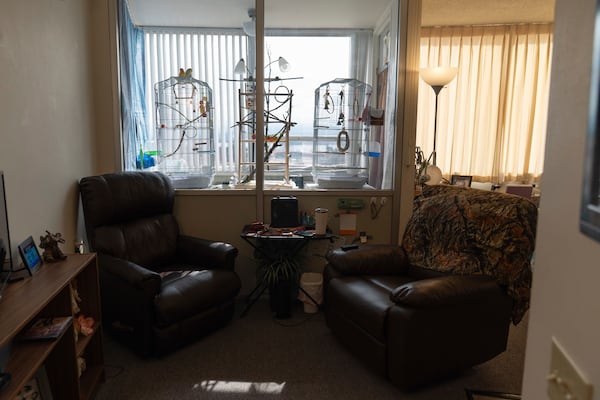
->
[420, 67, 458, 167]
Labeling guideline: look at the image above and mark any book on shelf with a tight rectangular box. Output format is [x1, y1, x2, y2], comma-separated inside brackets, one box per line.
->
[19, 316, 73, 341]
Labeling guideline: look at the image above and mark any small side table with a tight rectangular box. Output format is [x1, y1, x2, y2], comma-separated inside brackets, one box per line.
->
[240, 230, 332, 318]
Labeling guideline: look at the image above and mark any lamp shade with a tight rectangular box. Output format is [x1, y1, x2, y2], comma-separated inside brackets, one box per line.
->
[420, 67, 458, 87]
[234, 58, 247, 75]
[278, 57, 290, 72]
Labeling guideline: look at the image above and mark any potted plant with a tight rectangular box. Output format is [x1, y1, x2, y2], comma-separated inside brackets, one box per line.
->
[257, 247, 302, 319]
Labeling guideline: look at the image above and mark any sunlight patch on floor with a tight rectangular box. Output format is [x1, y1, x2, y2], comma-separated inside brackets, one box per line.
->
[195, 380, 286, 394]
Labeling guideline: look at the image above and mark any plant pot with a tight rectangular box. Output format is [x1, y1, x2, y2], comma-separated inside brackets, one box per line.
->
[269, 279, 292, 319]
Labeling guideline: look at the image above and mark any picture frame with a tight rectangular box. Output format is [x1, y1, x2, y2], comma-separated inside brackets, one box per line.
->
[581, 4, 600, 242]
[451, 174, 473, 188]
[17, 236, 43, 276]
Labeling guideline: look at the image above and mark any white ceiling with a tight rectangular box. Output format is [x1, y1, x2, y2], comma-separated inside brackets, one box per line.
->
[127, 0, 392, 29]
[128, 0, 555, 29]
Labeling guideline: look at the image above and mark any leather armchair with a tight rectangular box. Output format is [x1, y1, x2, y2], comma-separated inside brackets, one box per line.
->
[79, 171, 241, 356]
[323, 185, 537, 389]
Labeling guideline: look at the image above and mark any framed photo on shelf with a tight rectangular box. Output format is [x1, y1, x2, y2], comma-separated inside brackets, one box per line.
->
[17, 236, 43, 276]
[451, 175, 473, 188]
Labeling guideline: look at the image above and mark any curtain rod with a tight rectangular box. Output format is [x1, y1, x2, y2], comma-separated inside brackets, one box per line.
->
[421, 21, 553, 29]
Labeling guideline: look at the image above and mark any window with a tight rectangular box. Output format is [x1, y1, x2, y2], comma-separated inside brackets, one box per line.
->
[263, 35, 352, 177]
[142, 28, 248, 175]
[118, 0, 399, 190]
[417, 24, 553, 184]
[138, 31, 371, 186]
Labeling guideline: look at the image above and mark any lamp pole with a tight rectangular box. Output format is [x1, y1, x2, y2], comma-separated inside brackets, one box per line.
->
[420, 67, 458, 167]
[430, 84, 443, 166]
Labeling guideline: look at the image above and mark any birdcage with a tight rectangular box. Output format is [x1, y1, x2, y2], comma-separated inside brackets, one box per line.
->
[313, 78, 372, 189]
[154, 72, 215, 188]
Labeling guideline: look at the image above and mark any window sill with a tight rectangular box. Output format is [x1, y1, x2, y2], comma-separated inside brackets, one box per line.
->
[175, 185, 392, 197]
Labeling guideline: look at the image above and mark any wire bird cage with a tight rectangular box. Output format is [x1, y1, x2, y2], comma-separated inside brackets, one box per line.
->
[154, 73, 215, 188]
[313, 78, 372, 189]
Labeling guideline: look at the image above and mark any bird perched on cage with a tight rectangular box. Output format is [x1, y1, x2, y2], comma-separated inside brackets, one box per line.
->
[178, 68, 193, 79]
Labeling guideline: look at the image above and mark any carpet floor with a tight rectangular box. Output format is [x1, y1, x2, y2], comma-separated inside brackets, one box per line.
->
[95, 299, 527, 400]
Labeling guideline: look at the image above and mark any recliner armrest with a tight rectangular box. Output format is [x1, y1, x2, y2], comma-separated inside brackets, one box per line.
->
[176, 235, 238, 271]
[98, 253, 161, 297]
[325, 244, 408, 275]
[390, 274, 505, 307]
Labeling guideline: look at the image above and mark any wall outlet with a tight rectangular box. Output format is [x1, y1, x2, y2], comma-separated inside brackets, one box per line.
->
[547, 337, 593, 400]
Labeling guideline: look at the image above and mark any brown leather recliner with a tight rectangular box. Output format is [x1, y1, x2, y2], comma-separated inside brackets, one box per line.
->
[323, 185, 537, 390]
[79, 171, 241, 356]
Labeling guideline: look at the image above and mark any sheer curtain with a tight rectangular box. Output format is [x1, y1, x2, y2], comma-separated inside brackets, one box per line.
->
[417, 24, 553, 184]
[118, 0, 148, 171]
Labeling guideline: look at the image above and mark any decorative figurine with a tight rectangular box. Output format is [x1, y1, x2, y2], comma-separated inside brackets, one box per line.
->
[39, 230, 67, 263]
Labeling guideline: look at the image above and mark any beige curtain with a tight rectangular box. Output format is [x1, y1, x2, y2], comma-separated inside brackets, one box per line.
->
[417, 24, 553, 184]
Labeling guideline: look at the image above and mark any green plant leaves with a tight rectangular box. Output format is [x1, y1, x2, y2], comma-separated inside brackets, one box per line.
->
[259, 255, 300, 287]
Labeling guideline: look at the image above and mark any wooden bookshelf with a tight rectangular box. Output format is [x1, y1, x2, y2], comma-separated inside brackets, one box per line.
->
[0, 253, 104, 400]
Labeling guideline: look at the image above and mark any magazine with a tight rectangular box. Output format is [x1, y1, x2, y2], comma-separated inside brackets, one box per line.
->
[19, 316, 72, 341]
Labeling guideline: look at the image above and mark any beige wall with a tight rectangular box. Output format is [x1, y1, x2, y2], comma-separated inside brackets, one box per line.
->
[90, 0, 120, 173]
[522, 0, 600, 397]
[174, 191, 393, 293]
[0, 0, 97, 264]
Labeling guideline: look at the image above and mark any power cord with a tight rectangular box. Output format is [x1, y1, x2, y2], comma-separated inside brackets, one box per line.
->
[370, 201, 384, 219]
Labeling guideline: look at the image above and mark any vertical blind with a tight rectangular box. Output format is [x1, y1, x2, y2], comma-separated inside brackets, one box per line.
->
[143, 28, 248, 174]
[418, 24, 553, 183]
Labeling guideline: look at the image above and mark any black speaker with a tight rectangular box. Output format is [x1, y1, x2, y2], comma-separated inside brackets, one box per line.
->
[271, 196, 298, 228]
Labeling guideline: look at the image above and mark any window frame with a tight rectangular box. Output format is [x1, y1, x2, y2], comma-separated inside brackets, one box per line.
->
[137, 27, 387, 189]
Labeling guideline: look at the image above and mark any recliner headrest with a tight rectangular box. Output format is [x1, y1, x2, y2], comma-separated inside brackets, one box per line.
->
[79, 171, 174, 234]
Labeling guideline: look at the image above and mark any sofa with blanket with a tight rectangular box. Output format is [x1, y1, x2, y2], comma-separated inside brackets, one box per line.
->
[323, 185, 537, 389]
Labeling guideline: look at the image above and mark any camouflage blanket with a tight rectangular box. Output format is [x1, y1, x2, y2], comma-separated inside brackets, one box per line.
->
[402, 185, 538, 324]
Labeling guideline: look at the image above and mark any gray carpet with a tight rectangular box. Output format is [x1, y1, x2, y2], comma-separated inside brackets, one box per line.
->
[95, 300, 527, 400]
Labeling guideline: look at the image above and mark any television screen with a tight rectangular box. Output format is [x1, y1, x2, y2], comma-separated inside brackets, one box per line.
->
[0, 172, 12, 273]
